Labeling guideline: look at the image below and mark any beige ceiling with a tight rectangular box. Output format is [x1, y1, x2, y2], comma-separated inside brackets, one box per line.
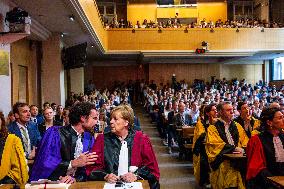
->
[12, 0, 91, 46]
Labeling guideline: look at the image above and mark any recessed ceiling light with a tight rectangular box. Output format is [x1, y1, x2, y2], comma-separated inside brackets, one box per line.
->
[69, 15, 75, 21]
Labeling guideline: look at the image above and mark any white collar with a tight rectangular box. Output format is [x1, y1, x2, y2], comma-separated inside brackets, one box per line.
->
[16, 121, 27, 129]
[71, 125, 81, 136]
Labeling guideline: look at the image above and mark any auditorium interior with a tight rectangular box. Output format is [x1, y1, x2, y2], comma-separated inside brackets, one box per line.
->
[0, 0, 284, 188]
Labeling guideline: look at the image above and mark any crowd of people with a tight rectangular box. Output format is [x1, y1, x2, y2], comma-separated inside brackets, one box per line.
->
[1, 76, 284, 188]
[143, 76, 284, 188]
[0, 85, 160, 188]
[104, 17, 283, 29]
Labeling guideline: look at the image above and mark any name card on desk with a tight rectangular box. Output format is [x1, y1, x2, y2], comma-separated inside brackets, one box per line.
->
[104, 182, 143, 189]
[25, 183, 70, 189]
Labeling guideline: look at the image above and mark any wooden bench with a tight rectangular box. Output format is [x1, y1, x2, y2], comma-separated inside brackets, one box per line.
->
[182, 126, 195, 150]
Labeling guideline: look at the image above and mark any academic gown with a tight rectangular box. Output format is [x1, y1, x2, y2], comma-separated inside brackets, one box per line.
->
[30, 125, 94, 182]
[206, 120, 249, 189]
[192, 119, 210, 187]
[234, 116, 261, 138]
[0, 134, 28, 184]
[86, 130, 160, 189]
[246, 131, 284, 189]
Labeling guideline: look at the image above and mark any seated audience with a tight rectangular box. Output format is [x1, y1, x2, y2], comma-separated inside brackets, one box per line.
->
[30, 105, 44, 125]
[206, 102, 249, 189]
[234, 102, 261, 138]
[8, 102, 41, 159]
[30, 102, 98, 183]
[0, 111, 29, 184]
[246, 107, 284, 188]
[62, 108, 70, 126]
[5, 111, 15, 126]
[193, 103, 217, 187]
[86, 104, 160, 189]
[55, 105, 64, 125]
[38, 107, 62, 137]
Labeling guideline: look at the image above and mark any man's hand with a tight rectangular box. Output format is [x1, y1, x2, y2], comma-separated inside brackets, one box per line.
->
[28, 146, 36, 160]
[71, 151, 98, 168]
[120, 172, 137, 183]
[59, 175, 76, 184]
[234, 147, 244, 154]
[104, 173, 119, 183]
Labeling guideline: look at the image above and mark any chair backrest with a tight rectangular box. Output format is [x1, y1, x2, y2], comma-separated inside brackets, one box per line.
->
[182, 126, 195, 138]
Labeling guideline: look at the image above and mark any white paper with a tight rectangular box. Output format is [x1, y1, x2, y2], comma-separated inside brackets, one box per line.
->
[118, 141, 128, 176]
[103, 182, 143, 189]
[25, 183, 70, 189]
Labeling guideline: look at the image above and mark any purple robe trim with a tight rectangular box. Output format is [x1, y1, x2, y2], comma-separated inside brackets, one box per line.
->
[30, 126, 95, 181]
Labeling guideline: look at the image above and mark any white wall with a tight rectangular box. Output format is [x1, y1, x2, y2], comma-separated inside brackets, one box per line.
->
[0, 0, 11, 116]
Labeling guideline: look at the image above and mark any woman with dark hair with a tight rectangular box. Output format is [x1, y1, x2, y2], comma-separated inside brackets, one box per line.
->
[0, 111, 28, 184]
[86, 104, 160, 189]
[193, 103, 218, 187]
[246, 107, 284, 188]
[55, 105, 64, 125]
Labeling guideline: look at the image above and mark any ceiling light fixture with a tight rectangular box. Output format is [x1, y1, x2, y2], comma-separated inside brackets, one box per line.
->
[69, 15, 75, 22]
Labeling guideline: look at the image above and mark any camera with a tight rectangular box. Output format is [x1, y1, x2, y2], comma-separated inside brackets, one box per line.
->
[5, 7, 28, 24]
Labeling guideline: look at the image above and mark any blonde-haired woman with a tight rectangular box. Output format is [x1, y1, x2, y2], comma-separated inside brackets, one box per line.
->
[0, 111, 28, 184]
[87, 104, 160, 189]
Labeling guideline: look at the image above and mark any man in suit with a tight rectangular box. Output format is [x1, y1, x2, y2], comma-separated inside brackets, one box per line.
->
[174, 102, 192, 128]
[30, 105, 44, 125]
[173, 102, 192, 158]
[167, 101, 179, 154]
[8, 102, 41, 159]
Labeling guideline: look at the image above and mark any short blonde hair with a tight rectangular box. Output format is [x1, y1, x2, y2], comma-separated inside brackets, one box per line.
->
[111, 104, 134, 128]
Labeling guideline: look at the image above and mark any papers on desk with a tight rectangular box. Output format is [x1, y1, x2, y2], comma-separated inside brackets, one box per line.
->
[104, 182, 143, 189]
[25, 183, 71, 189]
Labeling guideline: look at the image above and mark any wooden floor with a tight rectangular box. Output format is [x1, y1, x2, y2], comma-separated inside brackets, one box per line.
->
[134, 106, 199, 189]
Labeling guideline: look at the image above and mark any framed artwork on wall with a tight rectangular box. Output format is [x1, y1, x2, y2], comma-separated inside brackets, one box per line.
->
[0, 50, 9, 76]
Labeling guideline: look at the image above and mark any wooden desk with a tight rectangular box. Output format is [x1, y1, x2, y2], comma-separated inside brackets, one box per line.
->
[224, 153, 246, 159]
[0, 181, 149, 189]
[267, 176, 284, 188]
[71, 181, 149, 189]
[224, 153, 247, 182]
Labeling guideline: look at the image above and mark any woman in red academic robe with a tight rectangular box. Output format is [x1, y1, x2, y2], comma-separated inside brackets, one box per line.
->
[86, 104, 160, 189]
[246, 107, 284, 189]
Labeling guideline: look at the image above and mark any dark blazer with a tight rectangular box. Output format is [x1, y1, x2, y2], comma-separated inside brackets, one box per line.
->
[173, 112, 192, 129]
[36, 114, 44, 125]
[8, 121, 42, 150]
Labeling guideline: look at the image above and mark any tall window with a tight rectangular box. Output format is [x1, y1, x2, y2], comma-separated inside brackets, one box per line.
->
[272, 57, 284, 80]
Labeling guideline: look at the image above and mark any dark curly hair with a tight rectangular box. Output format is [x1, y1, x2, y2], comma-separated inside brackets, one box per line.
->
[259, 107, 281, 132]
[0, 111, 8, 139]
[69, 102, 96, 125]
[204, 103, 216, 121]
[12, 102, 29, 115]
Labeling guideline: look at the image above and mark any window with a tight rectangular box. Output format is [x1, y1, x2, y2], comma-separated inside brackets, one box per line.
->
[272, 57, 284, 80]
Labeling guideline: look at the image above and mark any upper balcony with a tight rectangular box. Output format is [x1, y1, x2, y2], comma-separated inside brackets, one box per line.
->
[77, 0, 284, 61]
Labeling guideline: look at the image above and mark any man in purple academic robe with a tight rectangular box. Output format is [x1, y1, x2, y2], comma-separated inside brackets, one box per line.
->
[30, 102, 98, 184]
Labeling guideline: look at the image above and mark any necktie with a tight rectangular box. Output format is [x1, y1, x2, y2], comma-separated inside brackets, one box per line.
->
[118, 141, 128, 176]
[181, 114, 185, 126]
[20, 127, 29, 154]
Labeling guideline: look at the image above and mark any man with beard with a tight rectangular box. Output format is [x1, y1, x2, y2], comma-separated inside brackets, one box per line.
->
[30, 102, 98, 184]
